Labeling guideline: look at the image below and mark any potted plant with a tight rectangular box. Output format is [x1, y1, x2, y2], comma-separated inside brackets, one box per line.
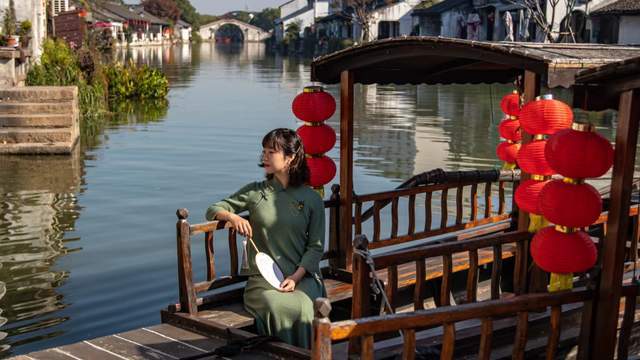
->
[3, 0, 17, 47]
[18, 20, 31, 48]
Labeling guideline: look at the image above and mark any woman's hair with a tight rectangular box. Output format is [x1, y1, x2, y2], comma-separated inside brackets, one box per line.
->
[259, 128, 310, 187]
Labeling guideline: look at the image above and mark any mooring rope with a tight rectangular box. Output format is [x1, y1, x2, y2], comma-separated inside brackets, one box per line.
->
[353, 247, 405, 342]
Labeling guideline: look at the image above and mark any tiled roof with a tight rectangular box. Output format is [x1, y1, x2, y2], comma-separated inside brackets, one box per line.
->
[412, 0, 470, 15]
[592, 0, 640, 15]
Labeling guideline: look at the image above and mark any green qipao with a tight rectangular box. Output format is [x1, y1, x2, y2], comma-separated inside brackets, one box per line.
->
[206, 177, 326, 348]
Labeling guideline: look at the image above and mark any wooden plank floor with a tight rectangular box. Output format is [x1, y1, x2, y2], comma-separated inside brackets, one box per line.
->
[13, 323, 274, 360]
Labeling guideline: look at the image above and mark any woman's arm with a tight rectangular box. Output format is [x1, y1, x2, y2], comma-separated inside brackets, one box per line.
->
[206, 182, 256, 238]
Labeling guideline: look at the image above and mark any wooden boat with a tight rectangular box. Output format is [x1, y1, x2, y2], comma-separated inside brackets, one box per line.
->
[162, 38, 640, 359]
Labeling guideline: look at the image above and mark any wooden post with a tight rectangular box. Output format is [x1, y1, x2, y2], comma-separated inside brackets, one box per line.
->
[176, 208, 198, 314]
[519, 70, 547, 293]
[350, 234, 371, 355]
[312, 298, 332, 360]
[328, 184, 341, 272]
[591, 89, 640, 359]
[340, 70, 355, 270]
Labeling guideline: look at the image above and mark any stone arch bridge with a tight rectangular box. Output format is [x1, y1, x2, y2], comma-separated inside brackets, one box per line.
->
[199, 19, 272, 42]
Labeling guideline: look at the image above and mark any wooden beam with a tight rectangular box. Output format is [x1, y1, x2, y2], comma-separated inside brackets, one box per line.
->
[518, 70, 546, 294]
[591, 89, 640, 359]
[340, 70, 354, 270]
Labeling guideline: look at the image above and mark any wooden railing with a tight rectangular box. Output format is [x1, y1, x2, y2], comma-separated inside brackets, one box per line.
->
[314, 282, 640, 360]
[353, 180, 510, 250]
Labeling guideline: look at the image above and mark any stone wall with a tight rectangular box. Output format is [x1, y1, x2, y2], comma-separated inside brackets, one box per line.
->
[0, 86, 80, 154]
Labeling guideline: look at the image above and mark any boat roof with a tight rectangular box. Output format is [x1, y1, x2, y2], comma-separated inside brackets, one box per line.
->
[573, 56, 640, 110]
[310, 37, 640, 88]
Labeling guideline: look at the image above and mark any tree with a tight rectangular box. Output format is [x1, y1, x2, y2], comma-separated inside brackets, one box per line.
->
[341, 0, 391, 42]
[174, 0, 199, 28]
[142, 0, 181, 24]
[506, 0, 577, 43]
[250, 7, 280, 31]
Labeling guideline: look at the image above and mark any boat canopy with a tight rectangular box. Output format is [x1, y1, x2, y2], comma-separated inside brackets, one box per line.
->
[574, 56, 640, 110]
[311, 37, 640, 88]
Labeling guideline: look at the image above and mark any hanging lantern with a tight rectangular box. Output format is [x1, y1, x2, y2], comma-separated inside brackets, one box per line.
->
[307, 155, 337, 188]
[496, 141, 520, 164]
[539, 180, 602, 228]
[519, 95, 573, 135]
[545, 123, 614, 179]
[530, 226, 597, 274]
[297, 123, 336, 155]
[515, 179, 549, 215]
[498, 117, 521, 142]
[500, 91, 520, 116]
[292, 86, 336, 123]
[517, 139, 554, 176]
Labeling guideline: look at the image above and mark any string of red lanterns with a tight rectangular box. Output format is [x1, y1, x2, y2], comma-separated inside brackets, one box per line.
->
[532, 122, 613, 291]
[292, 86, 337, 198]
[515, 94, 572, 233]
[496, 91, 522, 169]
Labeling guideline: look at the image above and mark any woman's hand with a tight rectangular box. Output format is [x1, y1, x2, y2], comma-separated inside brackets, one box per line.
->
[279, 267, 306, 292]
[229, 213, 252, 238]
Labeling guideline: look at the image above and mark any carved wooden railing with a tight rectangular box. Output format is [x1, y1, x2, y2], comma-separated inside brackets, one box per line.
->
[353, 180, 511, 250]
[313, 282, 640, 360]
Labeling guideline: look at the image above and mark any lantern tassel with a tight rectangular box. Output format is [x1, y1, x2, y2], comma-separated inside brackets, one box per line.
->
[548, 272, 573, 292]
[502, 162, 516, 170]
[313, 186, 325, 199]
[528, 214, 549, 233]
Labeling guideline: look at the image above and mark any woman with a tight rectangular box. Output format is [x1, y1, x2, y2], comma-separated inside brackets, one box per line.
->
[205, 128, 326, 348]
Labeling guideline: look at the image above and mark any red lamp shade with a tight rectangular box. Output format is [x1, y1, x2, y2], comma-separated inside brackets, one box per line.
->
[517, 140, 554, 176]
[515, 179, 549, 215]
[307, 156, 337, 187]
[297, 124, 336, 155]
[292, 87, 336, 123]
[539, 180, 602, 228]
[530, 227, 597, 273]
[545, 127, 614, 179]
[498, 118, 522, 142]
[519, 98, 573, 135]
[496, 142, 520, 163]
[500, 92, 520, 116]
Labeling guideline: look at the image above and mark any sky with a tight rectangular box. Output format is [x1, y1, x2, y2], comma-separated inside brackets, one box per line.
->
[123, 0, 284, 15]
[191, 0, 283, 14]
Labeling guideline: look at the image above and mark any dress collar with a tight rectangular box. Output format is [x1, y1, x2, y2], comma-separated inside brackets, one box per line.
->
[267, 177, 286, 192]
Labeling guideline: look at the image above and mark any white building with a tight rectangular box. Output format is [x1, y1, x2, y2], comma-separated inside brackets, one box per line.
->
[51, 0, 68, 16]
[353, 0, 422, 41]
[590, 0, 640, 44]
[0, 0, 47, 59]
[275, 0, 330, 41]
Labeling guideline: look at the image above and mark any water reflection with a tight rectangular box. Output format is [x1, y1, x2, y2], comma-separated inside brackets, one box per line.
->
[0, 148, 82, 355]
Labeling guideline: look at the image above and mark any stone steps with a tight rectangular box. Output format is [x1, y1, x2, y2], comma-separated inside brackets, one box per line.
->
[0, 141, 77, 155]
[0, 101, 76, 115]
[0, 128, 73, 144]
[0, 86, 77, 102]
[0, 114, 75, 127]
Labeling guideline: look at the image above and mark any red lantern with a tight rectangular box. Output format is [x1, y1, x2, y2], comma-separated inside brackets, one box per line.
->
[515, 179, 549, 214]
[498, 118, 521, 142]
[539, 180, 602, 228]
[517, 140, 554, 176]
[496, 142, 520, 164]
[500, 92, 520, 116]
[292, 86, 336, 123]
[297, 124, 336, 155]
[307, 156, 337, 187]
[545, 126, 614, 179]
[530, 227, 597, 273]
[519, 97, 573, 135]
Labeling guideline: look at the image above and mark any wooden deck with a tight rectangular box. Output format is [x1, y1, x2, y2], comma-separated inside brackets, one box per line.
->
[13, 323, 277, 360]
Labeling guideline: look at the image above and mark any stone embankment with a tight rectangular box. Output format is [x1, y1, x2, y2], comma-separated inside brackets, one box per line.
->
[0, 86, 79, 154]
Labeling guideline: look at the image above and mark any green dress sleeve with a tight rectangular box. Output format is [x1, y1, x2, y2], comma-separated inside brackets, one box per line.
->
[206, 182, 257, 221]
[298, 193, 325, 275]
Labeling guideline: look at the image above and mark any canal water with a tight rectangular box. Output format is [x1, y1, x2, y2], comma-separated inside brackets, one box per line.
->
[0, 43, 620, 356]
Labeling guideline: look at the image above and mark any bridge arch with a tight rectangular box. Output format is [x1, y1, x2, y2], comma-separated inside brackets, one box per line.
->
[198, 19, 272, 42]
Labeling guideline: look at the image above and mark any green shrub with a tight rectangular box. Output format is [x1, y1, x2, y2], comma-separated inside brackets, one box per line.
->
[104, 61, 168, 100]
